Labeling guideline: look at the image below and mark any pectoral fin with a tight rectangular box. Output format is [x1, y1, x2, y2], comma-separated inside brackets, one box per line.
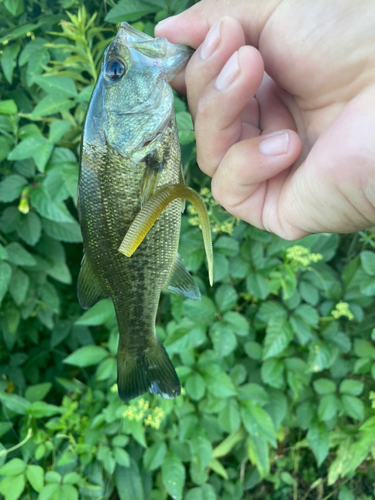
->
[77, 255, 106, 309]
[165, 254, 201, 300]
[118, 184, 213, 286]
[140, 162, 163, 207]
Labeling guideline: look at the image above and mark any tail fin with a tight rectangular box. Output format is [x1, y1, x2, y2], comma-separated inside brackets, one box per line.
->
[117, 340, 180, 402]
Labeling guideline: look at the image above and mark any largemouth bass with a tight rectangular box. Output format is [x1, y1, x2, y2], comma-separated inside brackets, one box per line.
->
[78, 23, 213, 402]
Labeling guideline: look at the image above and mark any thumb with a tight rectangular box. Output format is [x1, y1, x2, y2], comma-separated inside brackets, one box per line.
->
[154, 0, 281, 48]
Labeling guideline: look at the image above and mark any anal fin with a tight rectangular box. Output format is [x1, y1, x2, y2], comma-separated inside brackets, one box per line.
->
[164, 254, 200, 300]
[77, 255, 106, 309]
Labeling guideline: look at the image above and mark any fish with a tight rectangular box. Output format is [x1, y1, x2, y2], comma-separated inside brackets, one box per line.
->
[77, 22, 213, 402]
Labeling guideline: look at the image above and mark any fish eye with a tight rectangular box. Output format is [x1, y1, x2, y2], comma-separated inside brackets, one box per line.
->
[105, 58, 125, 80]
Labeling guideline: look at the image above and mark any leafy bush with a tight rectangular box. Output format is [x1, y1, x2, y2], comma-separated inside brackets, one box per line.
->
[1, 1, 375, 499]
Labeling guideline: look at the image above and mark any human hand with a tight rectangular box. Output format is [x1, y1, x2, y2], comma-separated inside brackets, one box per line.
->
[155, 0, 375, 239]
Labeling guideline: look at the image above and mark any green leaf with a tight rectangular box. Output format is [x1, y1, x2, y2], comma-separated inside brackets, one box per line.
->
[218, 398, 241, 433]
[9, 269, 29, 305]
[8, 136, 46, 161]
[307, 420, 329, 465]
[0, 175, 27, 202]
[262, 317, 293, 360]
[26, 465, 44, 492]
[0, 136, 13, 162]
[246, 273, 270, 299]
[62, 163, 79, 200]
[42, 217, 82, 242]
[17, 212, 42, 246]
[25, 382, 52, 402]
[0, 261, 12, 304]
[313, 378, 336, 395]
[293, 304, 319, 327]
[222, 311, 249, 336]
[113, 447, 130, 467]
[49, 121, 71, 143]
[183, 296, 217, 323]
[6, 242, 36, 266]
[354, 338, 375, 359]
[214, 236, 239, 256]
[0, 99, 17, 114]
[244, 341, 263, 360]
[28, 401, 62, 418]
[176, 111, 195, 144]
[115, 461, 144, 500]
[143, 441, 167, 471]
[241, 400, 276, 446]
[4, 0, 24, 16]
[106, 0, 157, 23]
[185, 372, 206, 401]
[339, 379, 364, 396]
[185, 484, 217, 500]
[247, 436, 270, 478]
[30, 186, 73, 223]
[360, 251, 375, 276]
[257, 301, 287, 324]
[33, 76, 77, 98]
[204, 365, 237, 398]
[31, 95, 75, 119]
[0, 474, 25, 500]
[299, 280, 319, 305]
[1, 44, 20, 84]
[162, 452, 185, 500]
[210, 322, 237, 357]
[215, 285, 238, 313]
[261, 359, 284, 389]
[0, 391, 31, 415]
[63, 472, 81, 485]
[37, 484, 59, 500]
[64, 345, 108, 367]
[75, 299, 115, 325]
[318, 394, 338, 421]
[96, 357, 116, 381]
[341, 394, 364, 420]
[0, 458, 26, 476]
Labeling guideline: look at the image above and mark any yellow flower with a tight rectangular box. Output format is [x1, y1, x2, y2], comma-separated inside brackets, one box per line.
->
[331, 301, 354, 321]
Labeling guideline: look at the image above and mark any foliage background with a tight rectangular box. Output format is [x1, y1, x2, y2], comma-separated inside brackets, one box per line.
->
[0, 1, 375, 499]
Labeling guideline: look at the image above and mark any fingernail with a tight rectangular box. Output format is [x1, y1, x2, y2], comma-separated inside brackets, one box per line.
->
[215, 51, 239, 90]
[259, 131, 290, 156]
[201, 20, 221, 60]
[156, 16, 175, 28]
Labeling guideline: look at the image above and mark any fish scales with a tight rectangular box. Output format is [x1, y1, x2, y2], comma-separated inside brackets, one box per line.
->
[78, 23, 212, 402]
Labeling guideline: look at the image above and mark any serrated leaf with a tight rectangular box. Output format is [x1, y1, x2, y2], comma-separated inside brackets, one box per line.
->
[261, 359, 284, 389]
[42, 217, 82, 242]
[360, 251, 375, 276]
[49, 121, 71, 143]
[115, 461, 144, 500]
[307, 420, 329, 465]
[0, 175, 27, 203]
[341, 395, 364, 420]
[246, 273, 270, 299]
[215, 285, 238, 313]
[6, 242, 36, 266]
[247, 436, 270, 478]
[33, 76, 77, 97]
[185, 372, 205, 401]
[64, 345, 108, 367]
[75, 299, 115, 325]
[204, 365, 237, 398]
[318, 394, 338, 421]
[1, 44, 20, 84]
[218, 398, 241, 433]
[16, 212, 42, 246]
[31, 95, 74, 119]
[262, 317, 293, 360]
[313, 378, 336, 395]
[162, 452, 185, 500]
[0, 261, 12, 304]
[9, 269, 29, 305]
[143, 441, 167, 471]
[339, 379, 364, 396]
[30, 186, 72, 223]
[241, 400, 276, 446]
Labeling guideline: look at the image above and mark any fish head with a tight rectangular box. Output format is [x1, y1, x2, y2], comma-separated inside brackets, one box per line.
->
[83, 22, 193, 158]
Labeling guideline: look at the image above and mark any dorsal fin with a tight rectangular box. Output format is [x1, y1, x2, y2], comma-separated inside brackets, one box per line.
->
[77, 255, 106, 309]
[165, 254, 201, 300]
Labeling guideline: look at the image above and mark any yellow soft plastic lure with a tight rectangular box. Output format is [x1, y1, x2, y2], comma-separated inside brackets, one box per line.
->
[118, 184, 213, 286]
